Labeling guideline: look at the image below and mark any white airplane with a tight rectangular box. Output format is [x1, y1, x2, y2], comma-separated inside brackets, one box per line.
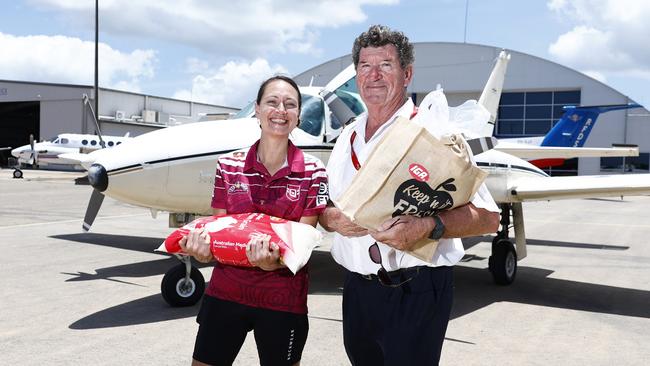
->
[65, 53, 650, 306]
[10, 132, 131, 178]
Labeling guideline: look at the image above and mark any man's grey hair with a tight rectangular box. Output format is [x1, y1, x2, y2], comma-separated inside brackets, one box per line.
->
[352, 24, 415, 69]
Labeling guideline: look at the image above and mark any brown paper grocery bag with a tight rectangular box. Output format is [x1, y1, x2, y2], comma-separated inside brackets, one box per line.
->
[334, 116, 487, 262]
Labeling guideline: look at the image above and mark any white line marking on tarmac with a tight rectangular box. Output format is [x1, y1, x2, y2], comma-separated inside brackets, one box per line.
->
[526, 219, 650, 228]
[2, 213, 149, 229]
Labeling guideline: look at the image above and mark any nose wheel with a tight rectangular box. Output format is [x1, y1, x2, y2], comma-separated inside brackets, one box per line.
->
[488, 203, 518, 285]
[161, 256, 205, 307]
[488, 238, 517, 285]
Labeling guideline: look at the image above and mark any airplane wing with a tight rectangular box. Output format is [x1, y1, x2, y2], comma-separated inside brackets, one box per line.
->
[508, 174, 650, 202]
[494, 144, 639, 159]
[58, 152, 96, 168]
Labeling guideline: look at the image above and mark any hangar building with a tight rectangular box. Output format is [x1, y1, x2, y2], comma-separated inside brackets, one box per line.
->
[0, 80, 237, 166]
[295, 42, 650, 176]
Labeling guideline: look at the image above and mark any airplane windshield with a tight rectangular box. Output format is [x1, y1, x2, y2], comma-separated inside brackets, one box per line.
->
[231, 101, 255, 119]
[329, 75, 366, 129]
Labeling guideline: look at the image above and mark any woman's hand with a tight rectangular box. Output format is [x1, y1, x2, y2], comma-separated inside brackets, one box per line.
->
[246, 234, 284, 271]
[178, 227, 213, 263]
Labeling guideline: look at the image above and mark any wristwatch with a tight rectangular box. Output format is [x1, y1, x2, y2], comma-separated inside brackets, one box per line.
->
[427, 215, 445, 240]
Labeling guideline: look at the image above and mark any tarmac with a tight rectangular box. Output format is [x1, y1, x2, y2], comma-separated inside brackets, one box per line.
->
[1, 167, 649, 365]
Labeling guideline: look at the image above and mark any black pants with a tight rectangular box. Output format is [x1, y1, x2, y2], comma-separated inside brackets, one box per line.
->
[193, 296, 308, 366]
[342, 266, 454, 366]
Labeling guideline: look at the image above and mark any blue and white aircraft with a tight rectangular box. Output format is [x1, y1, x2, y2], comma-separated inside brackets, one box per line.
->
[497, 104, 642, 168]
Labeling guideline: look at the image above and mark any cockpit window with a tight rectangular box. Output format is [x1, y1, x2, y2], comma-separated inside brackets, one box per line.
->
[60, 138, 69, 144]
[231, 101, 256, 119]
[329, 75, 366, 130]
[298, 94, 324, 137]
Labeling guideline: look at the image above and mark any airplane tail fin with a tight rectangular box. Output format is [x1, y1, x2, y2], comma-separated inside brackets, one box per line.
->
[478, 50, 511, 137]
[541, 104, 641, 148]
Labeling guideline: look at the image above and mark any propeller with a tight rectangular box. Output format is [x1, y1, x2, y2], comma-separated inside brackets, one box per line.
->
[82, 93, 106, 148]
[82, 163, 108, 231]
[27, 134, 38, 165]
[83, 188, 105, 232]
[81, 94, 109, 231]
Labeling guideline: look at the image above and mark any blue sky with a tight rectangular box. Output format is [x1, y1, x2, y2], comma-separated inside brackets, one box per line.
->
[1, 0, 649, 109]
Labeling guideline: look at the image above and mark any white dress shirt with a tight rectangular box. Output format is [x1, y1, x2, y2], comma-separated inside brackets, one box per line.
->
[327, 99, 500, 275]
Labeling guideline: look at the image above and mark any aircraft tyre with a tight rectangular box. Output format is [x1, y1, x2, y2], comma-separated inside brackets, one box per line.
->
[161, 264, 205, 307]
[489, 239, 517, 285]
[13, 169, 23, 179]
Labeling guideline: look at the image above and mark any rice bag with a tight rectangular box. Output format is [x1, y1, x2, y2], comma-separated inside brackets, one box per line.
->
[157, 213, 322, 274]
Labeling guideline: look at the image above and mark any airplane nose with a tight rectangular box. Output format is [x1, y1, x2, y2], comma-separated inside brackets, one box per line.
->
[88, 163, 108, 192]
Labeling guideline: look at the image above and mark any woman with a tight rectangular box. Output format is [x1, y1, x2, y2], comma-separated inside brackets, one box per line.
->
[180, 75, 328, 366]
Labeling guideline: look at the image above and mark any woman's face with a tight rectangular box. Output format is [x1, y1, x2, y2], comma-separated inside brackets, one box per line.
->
[255, 80, 300, 138]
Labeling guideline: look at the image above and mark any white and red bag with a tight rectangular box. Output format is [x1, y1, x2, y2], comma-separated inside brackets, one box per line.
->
[158, 213, 322, 274]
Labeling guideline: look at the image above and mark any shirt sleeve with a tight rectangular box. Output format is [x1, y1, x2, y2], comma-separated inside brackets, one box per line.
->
[301, 158, 329, 217]
[211, 161, 227, 210]
[469, 182, 500, 213]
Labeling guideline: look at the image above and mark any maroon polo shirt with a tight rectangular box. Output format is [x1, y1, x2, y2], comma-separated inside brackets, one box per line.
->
[206, 140, 328, 314]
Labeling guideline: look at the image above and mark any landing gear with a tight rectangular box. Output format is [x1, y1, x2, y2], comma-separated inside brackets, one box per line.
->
[161, 256, 205, 307]
[13, 169, 23, 179]
[488, 203, 518, 285]
[489, 238, 517, 285]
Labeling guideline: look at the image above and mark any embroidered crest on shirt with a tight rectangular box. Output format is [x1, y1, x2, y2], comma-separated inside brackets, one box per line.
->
[228, 181, 249, 194]
[286, 184, 301, 201]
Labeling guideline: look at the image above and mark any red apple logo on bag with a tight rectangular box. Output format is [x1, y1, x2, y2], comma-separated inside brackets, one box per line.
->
[409, 163, 429, 182]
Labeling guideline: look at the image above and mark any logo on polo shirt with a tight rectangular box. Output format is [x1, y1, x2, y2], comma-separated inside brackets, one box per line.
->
[228, 181, 249, 194]
[286, 184, 301, 201]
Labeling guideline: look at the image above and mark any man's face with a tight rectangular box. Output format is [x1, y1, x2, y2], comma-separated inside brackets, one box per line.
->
[355, 44, 413, 107]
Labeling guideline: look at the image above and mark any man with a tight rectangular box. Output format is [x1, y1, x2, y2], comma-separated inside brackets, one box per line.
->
[319, 25, 500, 365]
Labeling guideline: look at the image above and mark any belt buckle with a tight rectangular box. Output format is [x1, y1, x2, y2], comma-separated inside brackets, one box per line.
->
[360, 273, 374, 281]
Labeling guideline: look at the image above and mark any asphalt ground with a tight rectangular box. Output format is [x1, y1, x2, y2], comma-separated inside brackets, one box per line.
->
[1, 168, 649, 365]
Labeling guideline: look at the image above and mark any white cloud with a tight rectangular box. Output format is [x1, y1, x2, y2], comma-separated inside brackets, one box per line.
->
[0, 32, 156, 91]
[173, 58, 288, 107]
[548, 0, 650, 79]
[31, 0, 398, 57]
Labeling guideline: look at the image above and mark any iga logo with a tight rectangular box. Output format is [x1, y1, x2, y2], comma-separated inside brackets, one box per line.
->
[408, 163, 429, 182]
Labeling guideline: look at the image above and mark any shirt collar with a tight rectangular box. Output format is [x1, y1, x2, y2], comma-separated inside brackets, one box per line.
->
[244, 139, 304, 175]
[355, 98, 415, 144]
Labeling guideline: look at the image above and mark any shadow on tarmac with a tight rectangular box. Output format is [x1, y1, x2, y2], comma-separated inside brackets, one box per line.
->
[463, 235, 630, 251]
[56, 233, 650, 330]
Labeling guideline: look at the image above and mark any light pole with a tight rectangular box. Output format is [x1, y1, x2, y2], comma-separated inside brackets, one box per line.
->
[94, 0, 99, 128]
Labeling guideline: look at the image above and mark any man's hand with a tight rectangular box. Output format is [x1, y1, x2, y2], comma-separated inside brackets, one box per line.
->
[369, 215, 433, 251]
[246, 234, 284, 271]
[319, 206, 369, 237]
[179, 227, 213, 263]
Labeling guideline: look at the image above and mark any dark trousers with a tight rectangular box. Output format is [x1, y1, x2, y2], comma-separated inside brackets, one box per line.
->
[342, 266, 454, 366]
